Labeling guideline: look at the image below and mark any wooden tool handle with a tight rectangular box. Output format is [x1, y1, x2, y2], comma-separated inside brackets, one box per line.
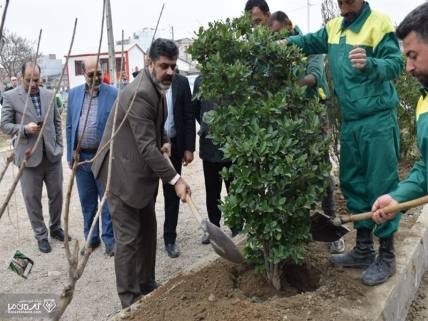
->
[162, 152, 203, 224]
[341, 195, 428, 223]
[185, 194, 204, 224]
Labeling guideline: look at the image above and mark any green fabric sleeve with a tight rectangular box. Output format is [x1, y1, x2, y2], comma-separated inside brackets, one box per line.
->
[306, 54, 324, 89]
[361, 32, 404, 82]
[287, 27, 329, 55]
[389, 160, 427, 202]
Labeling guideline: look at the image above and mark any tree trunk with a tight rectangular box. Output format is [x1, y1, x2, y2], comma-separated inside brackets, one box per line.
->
[263, 244, 283, 290]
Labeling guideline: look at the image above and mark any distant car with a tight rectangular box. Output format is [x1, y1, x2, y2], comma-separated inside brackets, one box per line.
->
[186, 74, 199, 94]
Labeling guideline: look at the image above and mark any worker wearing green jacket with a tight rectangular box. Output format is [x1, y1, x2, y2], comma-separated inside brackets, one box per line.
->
[372, 2, 428, 278]
[281, 0, 404, 286]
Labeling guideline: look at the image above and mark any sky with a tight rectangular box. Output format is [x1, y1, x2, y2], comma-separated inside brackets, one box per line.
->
[1, 0, 426, 61]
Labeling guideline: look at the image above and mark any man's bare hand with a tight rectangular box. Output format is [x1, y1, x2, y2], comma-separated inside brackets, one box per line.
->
[175, 177, 190, 202]
[371, 194, 399, 224]
[275, 39, 288, 46]
[25, 122, 41, 135]
[160, 143, 171, 157]
[349, 46, 368, 70]
[182, 151, 194, 166]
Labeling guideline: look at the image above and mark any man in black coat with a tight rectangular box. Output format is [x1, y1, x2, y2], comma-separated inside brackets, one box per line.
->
[163, 72, 195, 258]
[193, 76, 241, 244]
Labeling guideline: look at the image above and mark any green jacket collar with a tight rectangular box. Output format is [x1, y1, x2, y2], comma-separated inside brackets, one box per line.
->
[341, 2, 371, 33]
[293, 25, 303, 36]
[420, 87, 428, 98]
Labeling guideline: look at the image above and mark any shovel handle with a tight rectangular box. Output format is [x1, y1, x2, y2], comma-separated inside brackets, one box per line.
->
[162, 152, 204, 224]
[341, 195, 428, 223]
[185, 194, 204, 224]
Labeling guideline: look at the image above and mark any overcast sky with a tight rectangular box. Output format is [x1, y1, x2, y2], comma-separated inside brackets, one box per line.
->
[1, 0, 426, 60]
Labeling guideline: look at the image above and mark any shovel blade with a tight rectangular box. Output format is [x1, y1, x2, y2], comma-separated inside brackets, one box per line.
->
[310, 212, 350, 242]
[204, 219, 245, 264]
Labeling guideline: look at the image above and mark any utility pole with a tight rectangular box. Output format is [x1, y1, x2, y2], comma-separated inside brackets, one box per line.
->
[170, 25, 174, 41]
[307, 0, 311, 33]
[105, 0, 117, 85]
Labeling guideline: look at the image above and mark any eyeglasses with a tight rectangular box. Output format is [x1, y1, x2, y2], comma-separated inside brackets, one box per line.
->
[338, 0, 356, 6]
[85, 71, 102, 78]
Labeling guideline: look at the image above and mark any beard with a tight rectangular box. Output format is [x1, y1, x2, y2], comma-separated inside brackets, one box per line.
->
[414, 73, 428, 89]
[342, 12, 358, 23]
[150, 69, 173, 92]
[86, 79, 100, 90]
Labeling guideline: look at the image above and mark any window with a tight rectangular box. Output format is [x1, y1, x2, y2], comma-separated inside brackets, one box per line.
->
[75, 60, 84, 76]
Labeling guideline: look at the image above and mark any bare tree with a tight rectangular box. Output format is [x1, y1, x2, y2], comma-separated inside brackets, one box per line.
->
[321, 0, 339, 24]
[0, 30, 36, 78]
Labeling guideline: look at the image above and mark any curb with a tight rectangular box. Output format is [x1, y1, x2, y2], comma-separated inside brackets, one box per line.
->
[376, 205, 428, 321]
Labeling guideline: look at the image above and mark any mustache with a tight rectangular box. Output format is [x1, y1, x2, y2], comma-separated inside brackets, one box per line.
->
[341, 12, 357, 20]
[162, 74, 173, 82]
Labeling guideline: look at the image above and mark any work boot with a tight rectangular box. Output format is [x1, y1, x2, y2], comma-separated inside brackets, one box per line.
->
[361, 236, 396, 286]
[330, 228, 375, 268]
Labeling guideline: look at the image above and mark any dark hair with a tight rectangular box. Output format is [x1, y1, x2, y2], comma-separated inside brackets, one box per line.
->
[149, 38, 178, 61]
[21, 61, 41, 76]
[244, 0, 270, 13]
[396, 3, 428, 42]
[269, 11, 291, 25]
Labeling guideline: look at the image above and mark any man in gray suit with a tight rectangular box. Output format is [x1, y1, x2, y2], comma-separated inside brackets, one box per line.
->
[1, 62, 66, 253]
[92, 38, 191, 308]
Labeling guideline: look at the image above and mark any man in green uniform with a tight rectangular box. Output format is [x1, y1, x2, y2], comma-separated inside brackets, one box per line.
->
[268, 10, 345, 254]
[244, 0, 271, 26]
[280, 0, 403, 286]
[372, 2, 428, 270]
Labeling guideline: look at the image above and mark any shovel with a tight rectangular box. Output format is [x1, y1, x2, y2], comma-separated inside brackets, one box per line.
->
[311, 195, 428, 242]
[162, 153, 245, 264]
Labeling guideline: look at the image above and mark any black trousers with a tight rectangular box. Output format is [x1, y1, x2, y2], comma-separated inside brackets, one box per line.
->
[322, 174, 336, 217]
[162, 139, 182, 245]
[202, 160, 232, 227]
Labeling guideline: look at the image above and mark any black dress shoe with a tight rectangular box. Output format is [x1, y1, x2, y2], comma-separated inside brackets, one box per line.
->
[38, 239, 52, 253]
[165, 243, 179, 258]
[140, 281, 159, 295]
[231, 228, 242, 238]
[104, 244, 115, 257]
[50, 228, 71, 242]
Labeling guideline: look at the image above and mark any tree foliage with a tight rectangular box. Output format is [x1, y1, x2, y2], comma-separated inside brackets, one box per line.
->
[189, 15, 331, 289]
[0, 30, 36, 78]
[396, 64, 421, 160]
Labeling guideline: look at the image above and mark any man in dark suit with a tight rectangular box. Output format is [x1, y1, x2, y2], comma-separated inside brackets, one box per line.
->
[66, 57, 118, 257]
[193, 76, 241, 244]
[92, 38, 191, 308]
[162, 71, 195, 258]
[1, 62, 66, 253]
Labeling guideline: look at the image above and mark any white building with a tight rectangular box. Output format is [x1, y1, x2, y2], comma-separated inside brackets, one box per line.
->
[117, 27, 171, 53]
[38, 54, 63, 78]
[117, 31, 198, 75]
[66, 43, 145, 89]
